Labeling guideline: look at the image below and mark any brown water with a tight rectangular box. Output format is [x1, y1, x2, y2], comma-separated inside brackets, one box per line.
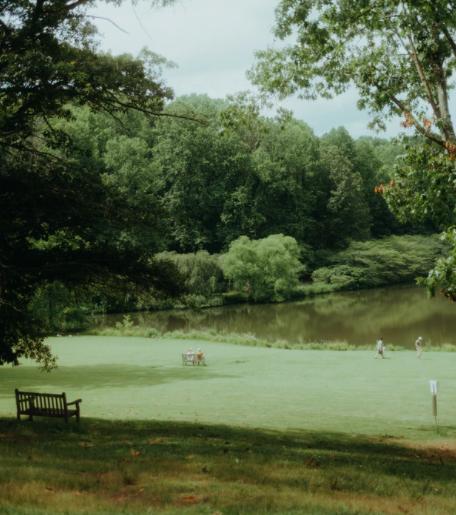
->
[99, 286, 456, 347]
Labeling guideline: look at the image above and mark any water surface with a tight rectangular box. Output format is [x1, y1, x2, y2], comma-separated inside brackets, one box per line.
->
[100, 286, 456, 347]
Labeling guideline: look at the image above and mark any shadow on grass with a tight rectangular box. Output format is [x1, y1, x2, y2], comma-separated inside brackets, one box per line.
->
[0, 365, 234, 396]
[1, 416, 456, 488]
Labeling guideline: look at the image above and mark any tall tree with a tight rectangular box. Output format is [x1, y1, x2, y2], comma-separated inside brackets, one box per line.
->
[320, 141, 371, 245]
[250, 0, 456, 153]
[0, 0, 179, 367]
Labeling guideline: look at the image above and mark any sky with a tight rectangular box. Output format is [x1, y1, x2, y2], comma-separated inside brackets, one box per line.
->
[90, 0, 402, 138]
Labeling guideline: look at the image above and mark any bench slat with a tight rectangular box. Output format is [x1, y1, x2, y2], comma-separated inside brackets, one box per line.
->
[15, 389, 81, 423]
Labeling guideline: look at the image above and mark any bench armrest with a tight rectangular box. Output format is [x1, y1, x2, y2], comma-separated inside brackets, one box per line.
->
[67, 399, 82, 406]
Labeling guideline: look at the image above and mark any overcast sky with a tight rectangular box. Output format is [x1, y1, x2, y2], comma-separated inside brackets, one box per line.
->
[90, 0, 402, 138]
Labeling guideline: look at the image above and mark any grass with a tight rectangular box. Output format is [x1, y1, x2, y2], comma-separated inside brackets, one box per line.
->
[1, 418, 456, 514]
[1, 335, 456, 513]
[2, 336, 456, 437]
[93, 325, 456, 352]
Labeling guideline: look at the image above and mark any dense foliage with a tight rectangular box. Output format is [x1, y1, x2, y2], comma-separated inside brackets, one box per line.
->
[0, 0, 181, 367]
[155, 251, 226, 307]
[423, 230, 456, 301]
[221, 234, 303, 302]
[251, 0, 456, 299]
[311, 235, 448, 291]
[59, 96, 406, 255]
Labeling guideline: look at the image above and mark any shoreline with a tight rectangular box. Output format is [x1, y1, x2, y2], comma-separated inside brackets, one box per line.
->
[82, 330, 456, 352]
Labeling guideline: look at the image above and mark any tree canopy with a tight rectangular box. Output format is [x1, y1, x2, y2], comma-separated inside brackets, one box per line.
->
[221, 234, 303, 302]
[250, 0, 456, 153]
[0, 0, 179, 367]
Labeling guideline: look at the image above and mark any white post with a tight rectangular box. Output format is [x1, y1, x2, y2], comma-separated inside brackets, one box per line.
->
[429, 380, 438, 431]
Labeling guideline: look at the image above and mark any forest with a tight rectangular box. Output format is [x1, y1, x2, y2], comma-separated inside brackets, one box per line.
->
[2, 0, 456, 366]
[27, 95, 449, 332]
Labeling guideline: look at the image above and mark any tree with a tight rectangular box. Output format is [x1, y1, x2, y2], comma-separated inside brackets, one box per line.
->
[220, 96, 327, 248]
[250, 112, 324, 245]
[320, 128, 371, 243]
[250, 0, 456, 297]
[250, 0, 456, 152]
[354, 138, 400, 237]
[0, 0, 179, 367]
[221, 234, 303, 302]
[320, 143, 371, 245]
[151, 95, 257, 252]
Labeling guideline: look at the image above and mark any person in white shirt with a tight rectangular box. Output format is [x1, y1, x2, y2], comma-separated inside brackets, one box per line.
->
[415, 336, 424, 358]
[376, 337, 385, 358]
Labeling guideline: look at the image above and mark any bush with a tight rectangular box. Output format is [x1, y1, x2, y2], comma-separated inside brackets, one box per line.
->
[311, 234, 448, 291]
[220, 234, 304, 301]
[28, 282, 93, 333]
[155, 250, 225, 298]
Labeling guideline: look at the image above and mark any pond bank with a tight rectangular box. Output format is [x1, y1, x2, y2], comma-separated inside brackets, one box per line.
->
[92, 285, 456, 348]
[91, 326, 456, 352]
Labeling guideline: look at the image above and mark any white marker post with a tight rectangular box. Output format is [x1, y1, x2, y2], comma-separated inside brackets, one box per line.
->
[429, 380, 438, 431]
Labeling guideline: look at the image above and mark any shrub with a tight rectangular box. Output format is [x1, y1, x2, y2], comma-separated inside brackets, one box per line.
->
[311, 234, 448, 291]
[29, 282, 93, 333]
[155, 250, 225, 298]
[220, 234, 304, 301]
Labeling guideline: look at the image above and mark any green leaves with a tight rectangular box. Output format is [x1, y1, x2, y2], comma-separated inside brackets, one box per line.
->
[0, 1, 175, 367]
[422, 229, 456, 300]
[385, 141, 456, 229]
[221, 234, 304, 302]
[251, 0, 456, 143]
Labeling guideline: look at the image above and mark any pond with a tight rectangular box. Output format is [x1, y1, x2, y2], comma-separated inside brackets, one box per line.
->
[98, 286, 456, 348]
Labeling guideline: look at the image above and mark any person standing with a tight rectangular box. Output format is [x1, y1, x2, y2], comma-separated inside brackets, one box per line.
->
[415, 336, 424, 358]
[376, 337, 385, 358]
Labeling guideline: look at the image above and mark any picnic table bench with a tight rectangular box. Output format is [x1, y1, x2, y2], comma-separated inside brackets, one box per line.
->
[15, 389, 82, 423]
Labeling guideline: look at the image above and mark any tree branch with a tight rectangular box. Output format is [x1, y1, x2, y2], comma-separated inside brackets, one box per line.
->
[405, 33, 441, 120]
[65, 0, 91, 11]
[440, 24, 456, 58]
[86, 15, 129, 34]
[390, 95, 445, 148]
[107, 97, 208, 125]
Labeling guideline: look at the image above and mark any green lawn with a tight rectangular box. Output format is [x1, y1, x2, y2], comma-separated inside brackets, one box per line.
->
[2, 336, 456, 514]
[1, 336, 455, 439]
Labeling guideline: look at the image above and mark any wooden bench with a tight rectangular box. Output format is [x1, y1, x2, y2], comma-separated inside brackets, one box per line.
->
[15, 389, 82, 423]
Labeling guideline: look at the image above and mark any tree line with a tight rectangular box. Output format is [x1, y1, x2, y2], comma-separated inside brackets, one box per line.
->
[3, 0, 456, 367]
[59, 94, 410, 256]
[29, 94, 447, 331]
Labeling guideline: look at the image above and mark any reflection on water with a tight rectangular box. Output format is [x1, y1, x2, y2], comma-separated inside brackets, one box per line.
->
[98, 286, 456, 347]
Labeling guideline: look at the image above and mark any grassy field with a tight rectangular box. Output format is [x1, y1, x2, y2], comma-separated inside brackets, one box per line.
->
[1, 336, 456, 438]
[1, 336, 456, 514]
